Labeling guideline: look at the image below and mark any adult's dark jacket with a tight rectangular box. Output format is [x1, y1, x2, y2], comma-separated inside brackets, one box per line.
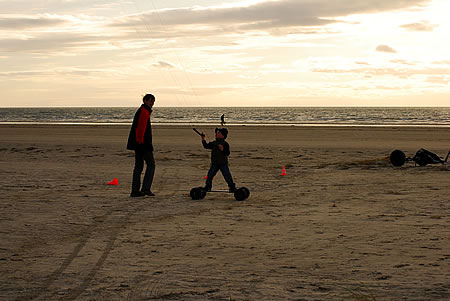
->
[202, 138, 230, 165]
[127, 103, 153, 151]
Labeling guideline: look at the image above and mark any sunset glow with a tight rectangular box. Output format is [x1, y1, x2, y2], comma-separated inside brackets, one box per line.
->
[0, 0, 449, 107]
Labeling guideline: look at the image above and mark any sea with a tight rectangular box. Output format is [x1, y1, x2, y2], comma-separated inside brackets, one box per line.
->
[0, 107, 449, 127]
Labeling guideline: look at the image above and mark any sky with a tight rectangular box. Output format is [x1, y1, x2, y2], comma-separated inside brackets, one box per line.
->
[0, 0, 449, 107]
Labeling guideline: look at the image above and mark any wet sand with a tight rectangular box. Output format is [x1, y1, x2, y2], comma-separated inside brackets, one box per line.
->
[0, 124, 449, 300]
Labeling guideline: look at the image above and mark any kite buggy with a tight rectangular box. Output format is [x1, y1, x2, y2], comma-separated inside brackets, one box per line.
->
[390, 148, 450, 167]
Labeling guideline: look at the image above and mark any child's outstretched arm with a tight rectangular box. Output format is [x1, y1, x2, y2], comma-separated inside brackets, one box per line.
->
[201, 134, 213, 149]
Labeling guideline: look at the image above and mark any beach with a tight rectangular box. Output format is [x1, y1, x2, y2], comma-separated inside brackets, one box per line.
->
[0, 124, 449, 300]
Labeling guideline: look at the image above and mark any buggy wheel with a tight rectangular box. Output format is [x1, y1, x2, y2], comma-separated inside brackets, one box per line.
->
[190, 187, 206, 200]
[234, 187, 250, 201]
[390, 150, 406, 167]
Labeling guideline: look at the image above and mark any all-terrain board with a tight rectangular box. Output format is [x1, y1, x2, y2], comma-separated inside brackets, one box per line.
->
[190, 187, 250, 201]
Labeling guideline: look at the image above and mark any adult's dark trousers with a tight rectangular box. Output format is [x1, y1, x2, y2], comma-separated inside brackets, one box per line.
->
[205, 163, 235, 190]
[132, 149, 155, 193]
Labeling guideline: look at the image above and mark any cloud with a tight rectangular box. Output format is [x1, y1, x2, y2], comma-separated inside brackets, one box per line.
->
[152, 61, 176, 69]
[390, 59, 417, 66]
[111, 0, 431, 34]
[0, 33, 111, 53]
[376, 44, 397, 53]
[0, 70, 50, 78]
[433, 60, 450, 65]
[312, 65, 450, 79]
[0, 13, 114, 53]
[426, 76, 449, 85]
[0, 67, 108, 79]
[0, 0, 121, 14]
[0, 14, 69, 29]
[0, 0, 433, 55]
[400, 20, 436, 31]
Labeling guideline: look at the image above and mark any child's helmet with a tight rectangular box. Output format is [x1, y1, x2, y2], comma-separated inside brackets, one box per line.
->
[215, 128, 228, 139]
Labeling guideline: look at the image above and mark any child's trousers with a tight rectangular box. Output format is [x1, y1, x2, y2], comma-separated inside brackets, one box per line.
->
[205, 163, 236, 190]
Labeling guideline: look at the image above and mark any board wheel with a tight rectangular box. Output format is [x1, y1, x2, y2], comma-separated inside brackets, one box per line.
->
[234, 187, 250, 201]
[190, 187, 206, 200]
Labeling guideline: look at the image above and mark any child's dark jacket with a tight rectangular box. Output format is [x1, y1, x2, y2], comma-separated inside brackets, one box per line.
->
[202, 138, 230, 165]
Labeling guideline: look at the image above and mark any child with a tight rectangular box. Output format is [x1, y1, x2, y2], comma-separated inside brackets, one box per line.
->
[201, 128, 236, 192]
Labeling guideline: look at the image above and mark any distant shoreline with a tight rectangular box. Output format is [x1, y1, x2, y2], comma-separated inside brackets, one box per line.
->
[1, 122, 449, 128]
[1, 107, 448, 127]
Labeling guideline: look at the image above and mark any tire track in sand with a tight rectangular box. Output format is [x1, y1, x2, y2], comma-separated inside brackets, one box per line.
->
[15, 186, 219, 301]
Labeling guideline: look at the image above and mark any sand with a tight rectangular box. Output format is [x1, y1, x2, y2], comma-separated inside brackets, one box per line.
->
[0, 124, 449, 300]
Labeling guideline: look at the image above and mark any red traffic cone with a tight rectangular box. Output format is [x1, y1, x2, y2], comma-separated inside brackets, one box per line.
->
[107, 178, 119, 185]
[281, 166, 287, 176]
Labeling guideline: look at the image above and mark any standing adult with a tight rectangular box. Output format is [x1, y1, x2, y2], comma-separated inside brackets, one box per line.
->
[127, 94, 156, 197]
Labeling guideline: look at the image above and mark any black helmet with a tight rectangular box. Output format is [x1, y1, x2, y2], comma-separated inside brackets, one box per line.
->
[215, 128, 228, 139]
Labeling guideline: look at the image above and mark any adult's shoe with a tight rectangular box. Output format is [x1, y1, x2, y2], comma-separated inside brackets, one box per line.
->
[130, 191, 145, 197]
[141, 190, 156, 197]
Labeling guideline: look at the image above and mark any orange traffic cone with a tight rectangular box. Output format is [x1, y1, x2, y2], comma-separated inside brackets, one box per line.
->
[107, 178, 119, 185]
[281, 166, 287, 176]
